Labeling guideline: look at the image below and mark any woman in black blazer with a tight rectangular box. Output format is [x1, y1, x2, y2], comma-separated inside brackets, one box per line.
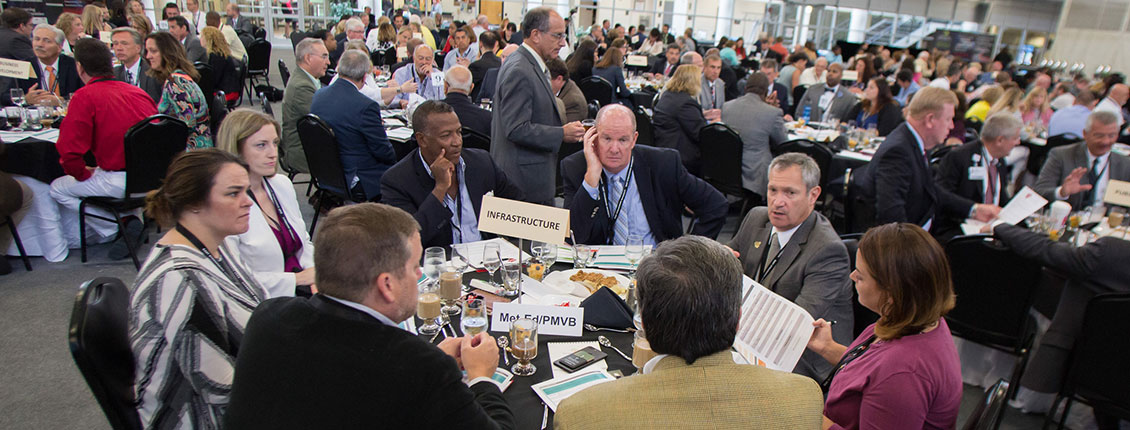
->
[200, 27, 243, 103]
[653, 64, 708, 175]
[845, 77, 904, 136]
[591, 48, 634, 108]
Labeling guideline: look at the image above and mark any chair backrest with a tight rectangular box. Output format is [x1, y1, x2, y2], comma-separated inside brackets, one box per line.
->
[68, 277, 141, 430]
[944, 234, 1042, 349]
[193, 62, 215, 101]
[772, 138, 835, 188]
[790, 85, 807, 116]
[698, 123, 746, 197]
[252, 27, 266, 40]
[210, 91, 229, 138]
[370, 49, 385, 68]
[246, 39, 272, 73]
[288, 30, 306, 51]
[840, 235, 879, 337]
[478, 68, 499, 102]
[383, 48, 397, 67]
[635, 106, 654, 146]
[1028, 133, 1082, 176]
[1063, 293, 1130, 416]
[123, 114, 192, 195]
[434, 50, 445, 70]
[577, 76, 614, 107]
[960, 379, 1010, 430]
[278, 59, 291, 86]
[462, 127, 491, 151]
[260, 92, 274, 115]
[966, 117, 984, 134]
[395, 136, 419, 161]
[297, 114, 350, 195]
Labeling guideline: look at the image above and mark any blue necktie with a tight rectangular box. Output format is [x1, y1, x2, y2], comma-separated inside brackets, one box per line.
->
[610, 176, 630, 245]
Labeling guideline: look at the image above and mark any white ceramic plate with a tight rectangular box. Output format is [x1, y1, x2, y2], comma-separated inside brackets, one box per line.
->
[541, 269, 630, 300]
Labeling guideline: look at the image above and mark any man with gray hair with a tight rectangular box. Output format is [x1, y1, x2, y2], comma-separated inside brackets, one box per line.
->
[111, 27, 162, 102]
[472, 14, 489, 38]
[393, 44, 444, 105]
[933, 113, 1022, 241]
[25, 23, 82, 105]
[699, 53, 724, 120]
[555, 235, 823, 428]
[1035, 110, 1130, 209]
[331, 17, 366, 66]
[728, 152, 853, 381]
[281, 37, 331, 173]
[310, 49, 396, 201]
[722, 72, 787, 198]
[443, 65, 490, 136]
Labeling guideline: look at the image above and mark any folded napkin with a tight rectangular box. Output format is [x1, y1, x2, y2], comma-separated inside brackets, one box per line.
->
[580, 287, 633, 329]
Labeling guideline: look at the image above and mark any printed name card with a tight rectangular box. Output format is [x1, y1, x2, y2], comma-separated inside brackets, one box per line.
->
[490, 302, 584, 336]
[1104, 179, 1130, 207]
[626, 55, 648, 67]
[396, 45, 408, 59]
[100, 32, 113, 45]
[478, 195, 570, 245]
[0, 58, 33, 80]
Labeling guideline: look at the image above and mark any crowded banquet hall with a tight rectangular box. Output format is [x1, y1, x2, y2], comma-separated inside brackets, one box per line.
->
[3, 0, 1130, 428]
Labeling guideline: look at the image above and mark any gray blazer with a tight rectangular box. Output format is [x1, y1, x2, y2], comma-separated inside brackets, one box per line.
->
[795, 84, 855, 123]
[280, 68, 319, 173]
[698, 77, 725, 111]
[490, 46, 564, 205]
[113, 59, 163, 103]
[1034, 142, 1130, 209]
[183, 33, 207, 64]
[229, 16, 255, 36]
[722, 93, 788, 197]
[729, 208, 853, 380]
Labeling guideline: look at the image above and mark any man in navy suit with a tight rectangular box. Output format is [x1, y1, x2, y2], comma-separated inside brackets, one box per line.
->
[26, 24, 83, 105]
[0, 8, 36, 105]
[310, 50, 396, 201]
[933, 113, 1019, 241]
[561, 104, 728, 245]
[381, 100, 523, 249]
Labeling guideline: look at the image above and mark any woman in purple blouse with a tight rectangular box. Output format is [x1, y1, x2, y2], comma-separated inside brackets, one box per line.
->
[807, 223, 963, 430]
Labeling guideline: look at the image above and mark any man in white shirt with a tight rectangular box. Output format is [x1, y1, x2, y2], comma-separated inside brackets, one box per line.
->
[205, 11, 247, 62]
[472, 15, 489, 39]
[1035, 110, 1130, 210]
[184, 0, 204, 34]
[1094, 83, 1128, 127]
[797, 57, 827, 87]
[929, 62, 961, 89]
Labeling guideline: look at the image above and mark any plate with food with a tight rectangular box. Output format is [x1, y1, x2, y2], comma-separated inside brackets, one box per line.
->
[541, 269, 631, 300]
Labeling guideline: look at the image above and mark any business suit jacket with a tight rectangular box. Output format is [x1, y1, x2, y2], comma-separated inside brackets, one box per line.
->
[228, 15, 255, 36]
[843, 101, 904, 136]
[310, 78, 396, 200]
[698, 77, 725, 111]
[182, 33, 207, 64]
[720, 63, 740, 101]
[554, 351, 824, 430]
[558, 79, 587, 124]
[795, 83, 855, 122]
[652, 90, 707, 174]
[729, 208, 853, 380]
[933, 140, 1010, 240]
[0, 28, 35, 105]
[648, 59, 679, 78]
[478, 68, 499, 101]
[490, 46, 564, 206]
[992, 223, 1130, 393]
[280, 67, 319, 173]
[856, 123, 966, 227]
[1034, 142, 1130, 209]
[224, 294, 515, 429]
[592, 65, 633, 106]
[721, 93, 788, 196]
[769, 81, 790, 112]
[32, 55, 84, 99]
[224, 175, 314, 299]
[444, 92, 492, 137]
[561, 145, 728, 244]
[381, 148, 525, 249]
[113, 59, 163, 102]
[468, 51, 500, 101]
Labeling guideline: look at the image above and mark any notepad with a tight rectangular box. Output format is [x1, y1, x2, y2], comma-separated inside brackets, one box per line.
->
[531, 369, 616, 412]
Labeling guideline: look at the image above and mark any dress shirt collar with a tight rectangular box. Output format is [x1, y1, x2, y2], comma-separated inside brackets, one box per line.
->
[123, 58, 141, 83]
[322, 294, 399, 327]
[1086, 148, 1110, 169]
[642, 353, 670, 374]
[299, 65, 322, 89]
[38, 56, 59, 74]
[825, 84, 839, 93]
[419, 151, 466, 177]
[772, 221, 803, 248]
[905, 122, 928, 156]
[521, 42, 548, 76]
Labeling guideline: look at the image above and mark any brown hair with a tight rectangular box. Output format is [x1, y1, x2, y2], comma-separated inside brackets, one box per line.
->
[594, 45, 623, 69]
[129, 13, 152, 35]
[145, 149, 248, 228]
[314, 203, 421, 302]
[145, 31, 199, 82]
[54, 12, 82, 41]
[859, 223, 955, 340]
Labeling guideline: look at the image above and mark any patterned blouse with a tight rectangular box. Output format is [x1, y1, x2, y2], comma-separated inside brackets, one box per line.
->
[129, 242, 266, 429]
[158, 69, 213, 149]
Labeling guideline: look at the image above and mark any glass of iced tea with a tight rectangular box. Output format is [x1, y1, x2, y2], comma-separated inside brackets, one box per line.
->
[416, 281, 442, 336]
[582, 119, 595, 132]
[509, 318, 538, 376]
[439, 266, 462, 315]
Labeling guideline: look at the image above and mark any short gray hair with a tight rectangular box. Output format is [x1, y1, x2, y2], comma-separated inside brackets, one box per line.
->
[295, 38, 322, 65]
[111, 27, 143, 46]
[521, 7, 554, 38]
[337, 49, 371, 81]
[1086, 110, 1121, 132]
[768, 152, 821, 191]
[34, 23, 64, 46]
[981, 113, 1022, 142]
[345, 17, 364, 32]
[444, 65, 472, 92]
[680, 51, 700, 65]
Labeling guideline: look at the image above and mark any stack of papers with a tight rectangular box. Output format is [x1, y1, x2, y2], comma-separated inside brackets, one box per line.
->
[734, 276, 814, 371]
[960, 186, 1049, 235]
[532, 369, 616, 412]
[385, 127, 414, 140]
[451, 238, 531, 271]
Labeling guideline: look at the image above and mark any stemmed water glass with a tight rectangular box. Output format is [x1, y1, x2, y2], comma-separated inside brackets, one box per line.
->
[483, 243, 501, 288]
[501, 259, 521, 298]
[450, 247, 470, 291]
[539, 242, 558, 271]
[422, 247, 446, 287]
[625, 235, 644, 276]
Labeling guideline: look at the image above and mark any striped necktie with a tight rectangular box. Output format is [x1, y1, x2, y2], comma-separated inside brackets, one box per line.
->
[610, 175, 630, 245]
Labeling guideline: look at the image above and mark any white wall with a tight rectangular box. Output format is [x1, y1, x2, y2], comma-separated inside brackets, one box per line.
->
[1046, 27, 1130, 72]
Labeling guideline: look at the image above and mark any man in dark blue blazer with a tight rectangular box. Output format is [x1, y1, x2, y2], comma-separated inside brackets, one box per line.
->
[442, 65, 492, 137]
[0, 9, 36, 105]
[381, 101, 524, 249]
[561, 104, 728, 245]
[310, 50, 396, 201]
[27, 24, 84, 105]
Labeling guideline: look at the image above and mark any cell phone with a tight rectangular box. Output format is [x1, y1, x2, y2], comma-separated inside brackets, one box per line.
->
[553, 346, 607, 373]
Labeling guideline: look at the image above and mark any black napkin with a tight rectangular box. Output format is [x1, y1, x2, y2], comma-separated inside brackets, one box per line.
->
[580, 287, 633, 330]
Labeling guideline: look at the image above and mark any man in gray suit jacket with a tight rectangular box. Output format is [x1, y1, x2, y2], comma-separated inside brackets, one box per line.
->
[729, 153, 853, 381]
[490, 7, 585, 206]
[794, 63, 854, 122]
[111, 28, 162, 103]
[226, 3, 255, 36]
[723, 73, 788, 198]
[1034, 111, 1130, 210]
[168, 16, 207, 63]
[280, 38, 330, 174]
[699, 54, 726, 112]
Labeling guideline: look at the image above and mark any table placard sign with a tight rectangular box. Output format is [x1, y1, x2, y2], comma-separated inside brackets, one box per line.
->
[413, 32, 423, 41]
[478, 195, 570, 245]
[0, 58, 33, 80]
[626, 55, 648, 67]
[100, 32, 113, 46]
[490, 302, 584, 337]
[1104, 179, 1130, 207]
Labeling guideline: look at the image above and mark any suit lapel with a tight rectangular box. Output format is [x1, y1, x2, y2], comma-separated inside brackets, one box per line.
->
[519, 47, 561, 119]
[765, 212, 817, 289]
[633, 151, 664, 240]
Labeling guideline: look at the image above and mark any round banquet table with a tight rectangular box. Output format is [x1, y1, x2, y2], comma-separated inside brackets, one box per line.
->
[413, 258, 638, 429]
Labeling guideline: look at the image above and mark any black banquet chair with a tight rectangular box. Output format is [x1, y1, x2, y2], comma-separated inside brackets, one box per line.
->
[245, 39, 272, 101]
[577, 75, 614, 108]
[1026, 133, 1081, 177]
[698, 123, 759, 216]
[297, 114, 360, 234]
[79, 115, 191, 269]
[1, 215, 32, 271]
[771, 138, 835, 189]
[462, 127, 490, 152]
[68, 277, 142, 430]
[278, 59, 291, 86]
[961, 379, 1010, 430]
[840, 233, 878, 338]
[634, 105, 654, 146]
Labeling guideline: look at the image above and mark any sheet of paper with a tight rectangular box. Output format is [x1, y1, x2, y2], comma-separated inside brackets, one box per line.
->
[837, 150, 873, 162]
[554, 244, 575, 264]
[531, 369, 617, 412]
[960, 219, 987, 236]
[734, 276, 815, 372]
[385, 127, 414, 140]
[548, 341, 607, 379]
[451, 238, 531, 271]
[998, 186, 1049, 225]
[589, 245, 652, 270]
[382, 118, 405, 127]
[380, 109, 403, 118]
[0, 128, 59, 143]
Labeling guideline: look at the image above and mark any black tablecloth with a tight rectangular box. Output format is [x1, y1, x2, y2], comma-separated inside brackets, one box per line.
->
[1, 138, 64, 183]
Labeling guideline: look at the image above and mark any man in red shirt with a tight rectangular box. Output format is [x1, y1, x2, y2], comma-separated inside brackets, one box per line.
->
[48, 38, 156, 256]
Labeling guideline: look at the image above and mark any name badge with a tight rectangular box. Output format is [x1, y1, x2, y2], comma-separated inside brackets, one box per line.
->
[968, 166, 987, 181]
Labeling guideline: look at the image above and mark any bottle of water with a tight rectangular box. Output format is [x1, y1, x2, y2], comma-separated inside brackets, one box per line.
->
[802, 106, 812, 123]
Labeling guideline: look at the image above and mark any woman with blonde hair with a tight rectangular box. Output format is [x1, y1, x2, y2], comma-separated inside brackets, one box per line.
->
[218, 109, 316, 298]
[1019, 87, 1054, 127]
[81, 5, 111, 39]
[128, 13, 152, 36]
[654, 64, 709, 174]
[54, 12, 84, 56]
[146, 31, 212, 149]
[200, 27, 242, 103]
[986, 87, 1024, 121]
[367, 22, 396, 52]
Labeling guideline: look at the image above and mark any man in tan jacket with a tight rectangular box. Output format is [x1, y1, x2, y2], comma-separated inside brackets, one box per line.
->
[554, 235, 824, 430]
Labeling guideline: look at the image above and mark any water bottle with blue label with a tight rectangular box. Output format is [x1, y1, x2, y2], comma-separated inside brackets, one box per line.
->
[802, 106, 811, 123]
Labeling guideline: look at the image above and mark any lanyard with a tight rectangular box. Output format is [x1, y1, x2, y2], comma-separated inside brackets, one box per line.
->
[597, 158, 634, 244]
[174, 223, 250, 291]
[410, 67, 427, 95]
[821, 334, 877, 394]
[448, 167, 465, 243]
[247, 179, 300, 263]
[755, 229, 787, 284]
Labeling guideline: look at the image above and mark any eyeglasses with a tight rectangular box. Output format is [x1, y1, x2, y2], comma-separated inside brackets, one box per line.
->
[540, 31, 566, 40]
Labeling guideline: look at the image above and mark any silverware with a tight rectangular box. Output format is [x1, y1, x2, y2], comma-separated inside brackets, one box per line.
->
[584, 324, 634, 333]
[597, 336, 631, 361]
[540, 403, 549, 429]
[497, 336, 510, 365]
[429, 318, 448, 343]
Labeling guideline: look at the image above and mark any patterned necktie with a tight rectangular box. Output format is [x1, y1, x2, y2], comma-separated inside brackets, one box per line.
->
[610, 176, 630, 245]
[985, 160, 998, 204]
[46, 66, 58, 96]
[126, 68, 135, 86]
[1086, 158, 1101, 204]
